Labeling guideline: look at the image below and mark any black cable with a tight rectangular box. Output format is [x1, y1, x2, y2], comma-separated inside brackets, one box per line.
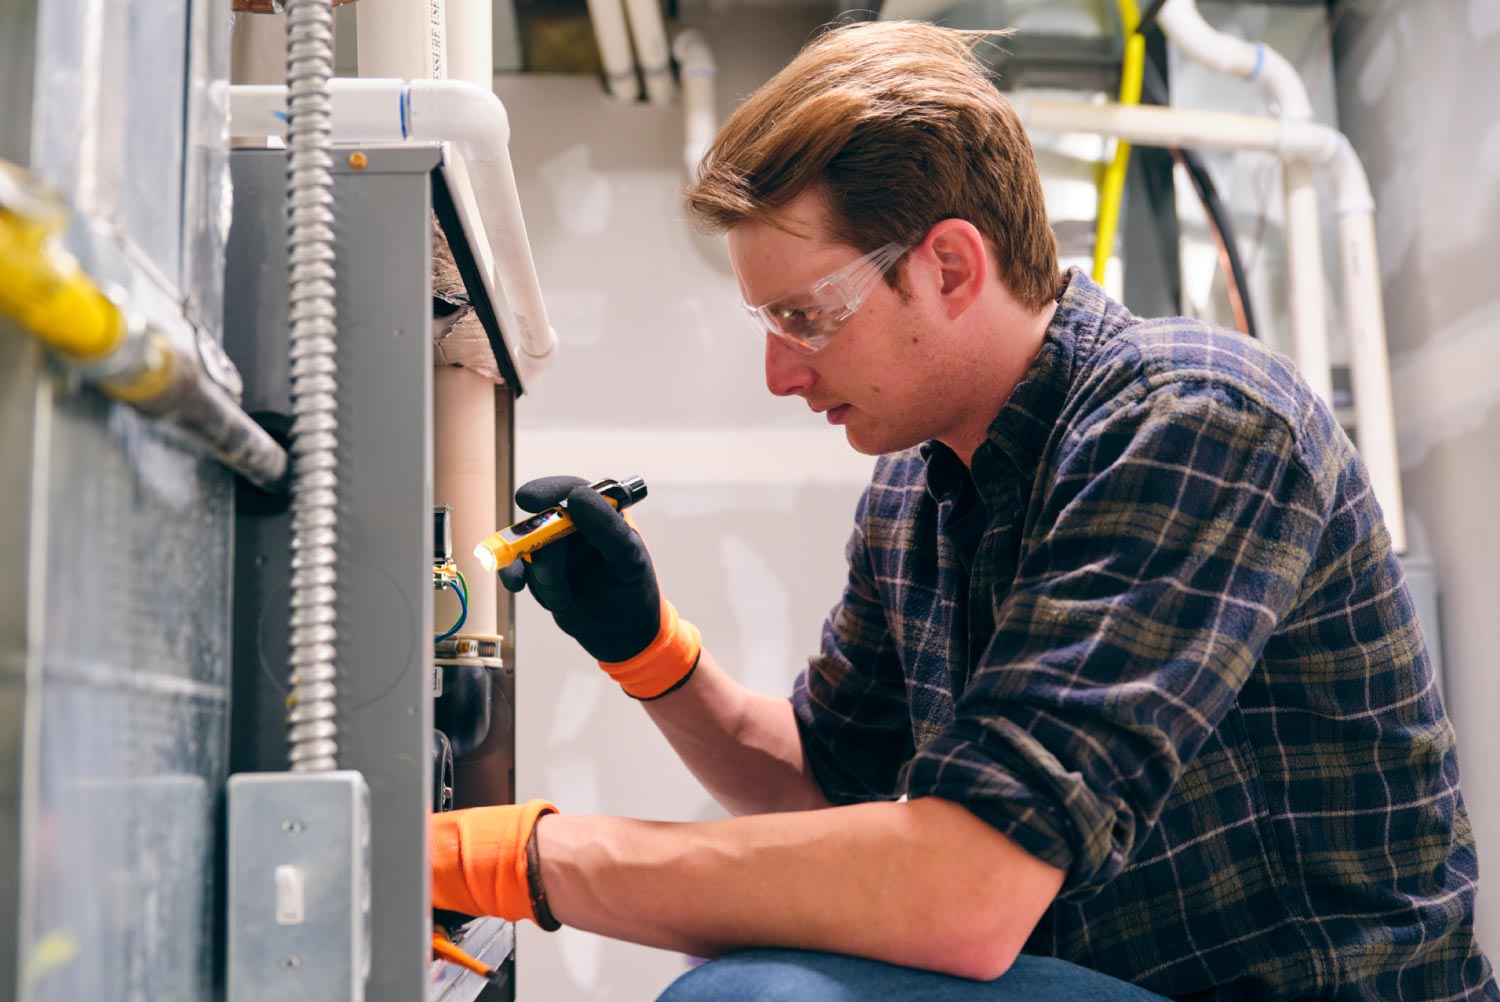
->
[1140, 55, 1260, 341]
[1136, 0, 1170, 36]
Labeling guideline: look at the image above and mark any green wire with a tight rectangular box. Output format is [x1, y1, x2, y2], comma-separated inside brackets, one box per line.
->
[434, 568, 471, 643]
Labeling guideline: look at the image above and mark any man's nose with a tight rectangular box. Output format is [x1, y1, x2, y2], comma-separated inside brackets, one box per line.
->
[764, 335, 816, 397]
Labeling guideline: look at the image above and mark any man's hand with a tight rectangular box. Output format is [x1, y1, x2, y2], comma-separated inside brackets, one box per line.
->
[430, 799, 557, 925]
[499, 475, 700, 698]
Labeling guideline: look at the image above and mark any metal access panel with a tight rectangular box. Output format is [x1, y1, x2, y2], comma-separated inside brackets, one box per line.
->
[223, 145, 441, 1002]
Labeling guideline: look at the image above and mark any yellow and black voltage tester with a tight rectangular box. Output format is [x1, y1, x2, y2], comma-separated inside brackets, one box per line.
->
[472, 476, 648, 572]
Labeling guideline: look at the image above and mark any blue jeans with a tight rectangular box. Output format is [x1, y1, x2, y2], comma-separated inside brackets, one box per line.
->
[657, 949, 1170, 1001]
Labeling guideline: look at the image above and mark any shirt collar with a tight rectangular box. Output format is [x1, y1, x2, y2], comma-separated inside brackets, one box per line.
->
[922, 267, 1128, 510]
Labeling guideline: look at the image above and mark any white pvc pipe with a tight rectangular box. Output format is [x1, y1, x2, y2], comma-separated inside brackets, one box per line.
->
[1283, 162, 1333, 404]
[1018, 97, 1281, 154]
[1338, 211, 1405, 553]
[437, 0, 502, 639]
[1159, 0, 1329, 412]
[586, 0, 640, 101]
[357, 0, 446, 79]
[434, 366, 500, 636]
[672, 29, 716, 180]
[229, 79, 559, 384]
[1015, 95, 1405, 552]
[230, 10, 287, 85]
[1155, 1, 1403, 548]
[1157, 0, 1312, 118]
[445, 0, 491, 90]
[621, 0, 674, 105]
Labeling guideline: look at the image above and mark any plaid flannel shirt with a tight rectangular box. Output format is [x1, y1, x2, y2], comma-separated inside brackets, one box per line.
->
[791, 269, 1494, 1000]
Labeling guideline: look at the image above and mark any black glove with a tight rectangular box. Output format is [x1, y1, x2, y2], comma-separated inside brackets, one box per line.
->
[498, 476, 662, 663]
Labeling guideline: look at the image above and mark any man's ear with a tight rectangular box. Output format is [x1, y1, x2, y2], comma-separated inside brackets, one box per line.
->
[923, 219, 988, 320]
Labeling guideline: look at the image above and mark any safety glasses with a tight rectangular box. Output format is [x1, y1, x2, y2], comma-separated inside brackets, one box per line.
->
[741, 241, 912, 355]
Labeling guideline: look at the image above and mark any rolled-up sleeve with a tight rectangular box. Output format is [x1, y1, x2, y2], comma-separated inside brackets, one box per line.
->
[792, 485, 915, 805]
[903, 379, 1327, 898]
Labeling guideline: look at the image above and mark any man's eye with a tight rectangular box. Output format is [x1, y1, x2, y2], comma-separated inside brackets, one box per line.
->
[775, 305, 828, 331]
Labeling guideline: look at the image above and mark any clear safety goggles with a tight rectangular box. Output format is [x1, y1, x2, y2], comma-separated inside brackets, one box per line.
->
[741, 241, 912, 355]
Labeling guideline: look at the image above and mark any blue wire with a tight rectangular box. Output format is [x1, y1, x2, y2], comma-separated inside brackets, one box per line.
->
[435, 578, 467, 642]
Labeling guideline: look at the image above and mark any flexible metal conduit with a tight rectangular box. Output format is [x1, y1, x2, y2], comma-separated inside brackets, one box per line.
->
[284, 0, 342, 773]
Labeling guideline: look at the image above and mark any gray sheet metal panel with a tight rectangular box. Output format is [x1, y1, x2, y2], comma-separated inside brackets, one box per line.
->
[26, 386, 234, 1002]
[224, 145, 440, 1002]
[181, 0, 233, 340]
[0, 331, 49, 1002]
[0, 0, 42, 166]
[0, 341, 235, 1002]
[31, 0, 190, 295]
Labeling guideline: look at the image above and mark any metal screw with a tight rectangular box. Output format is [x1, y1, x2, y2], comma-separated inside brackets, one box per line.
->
[281, 819, 305, 835]
[280, 954, 301, 970]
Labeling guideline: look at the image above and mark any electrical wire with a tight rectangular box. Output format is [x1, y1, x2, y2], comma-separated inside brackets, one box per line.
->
[1139, 56, 1260, 340]
[1093, 0, 1147, 285]
[432, 933, 506, 985]
[1170, 149, 1254, 338]
[435, 578, 468, 643]
[1136, 0, 1170, 36]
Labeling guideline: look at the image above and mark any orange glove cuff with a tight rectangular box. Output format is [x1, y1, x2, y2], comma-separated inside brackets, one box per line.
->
[430, 799, 557, 925]
[598, 598, 701, 699]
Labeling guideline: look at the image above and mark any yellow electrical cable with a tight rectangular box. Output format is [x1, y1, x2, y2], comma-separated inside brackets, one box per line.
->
[1092, 0, 1147, 286]
[0, 162, 126, 360]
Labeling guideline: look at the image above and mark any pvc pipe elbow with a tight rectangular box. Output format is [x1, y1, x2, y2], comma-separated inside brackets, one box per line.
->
[1158, 0, 1258, 77]
[1329, 133, 1376, 217]
[1159, 0, 1312, 119]
[672, 29, 716, 76]
[515, 329, 559, 389]
[1276, 119, 1373, 215]
[408, 78, 511, 152]
[1277, 118, 1341, 165]
[682, 143, 709, 181]
[1255, 47, 1314, 119]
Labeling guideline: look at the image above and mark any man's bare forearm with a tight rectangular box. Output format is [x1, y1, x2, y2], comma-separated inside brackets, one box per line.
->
[533, 797, 1065, 981]
[640, 647, 829, 815]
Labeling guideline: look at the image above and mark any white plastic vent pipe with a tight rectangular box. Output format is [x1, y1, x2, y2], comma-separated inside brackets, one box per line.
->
[356, 0, 447, 80]
[445, 0, 491, 90]
[622, 0, 675, 104]
[586, 0, 640, 100]
[673, 29, 717, 179]
[1157, 0, 1332, 408]
[1157, 0, 1311, 118]
[229, 79, 559, 387]
[1014, 96, 1405, 553]
[442, 0, 501, 641]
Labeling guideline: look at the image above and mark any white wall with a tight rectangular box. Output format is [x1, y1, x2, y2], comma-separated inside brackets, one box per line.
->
[492, 4, 1500, 996]
[1331, 0, 1500, 956]
[493, 8, 871, 999]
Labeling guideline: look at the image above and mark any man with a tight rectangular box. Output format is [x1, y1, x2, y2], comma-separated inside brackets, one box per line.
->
[430, 20, 1496, 1001]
